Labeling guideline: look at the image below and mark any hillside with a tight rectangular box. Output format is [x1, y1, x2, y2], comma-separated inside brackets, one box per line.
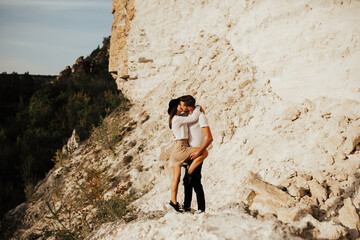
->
[3, 0, 360, 239]
[105, 0, 360, 238]
[0, 37, 129, 239]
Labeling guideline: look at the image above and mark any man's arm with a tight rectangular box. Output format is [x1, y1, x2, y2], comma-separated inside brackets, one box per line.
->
[190, 126, 213, 159]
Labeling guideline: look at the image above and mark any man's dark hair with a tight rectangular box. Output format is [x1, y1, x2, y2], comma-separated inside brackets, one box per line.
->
[179, 95, 196, 108]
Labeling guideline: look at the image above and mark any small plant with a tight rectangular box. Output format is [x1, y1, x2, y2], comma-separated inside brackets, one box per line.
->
[91, 100, 130, 155]
[75, 170, 138, 227]
[91, 116, 121, 155]
[24, 183, 35, 201]
[80, 168, 109, 204]
[42, 165, 138, 239]
[95, 194, 137, 224]
[45, 201, 79, 239]
[51, 149, 69, 167]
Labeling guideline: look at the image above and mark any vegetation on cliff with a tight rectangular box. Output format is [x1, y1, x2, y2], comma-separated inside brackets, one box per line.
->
[0, 37, 128, 219]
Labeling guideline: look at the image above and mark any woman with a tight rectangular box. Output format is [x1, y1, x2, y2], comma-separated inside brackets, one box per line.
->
[167, 98, 208, 212]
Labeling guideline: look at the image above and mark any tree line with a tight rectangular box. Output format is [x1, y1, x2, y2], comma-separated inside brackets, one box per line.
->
[0, 38, 127, 218]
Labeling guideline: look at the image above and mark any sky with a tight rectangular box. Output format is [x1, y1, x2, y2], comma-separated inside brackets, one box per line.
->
[0, 0, 113, 75]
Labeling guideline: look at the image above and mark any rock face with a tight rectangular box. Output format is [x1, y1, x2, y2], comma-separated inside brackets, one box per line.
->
[338, 198, 360, 239]
[109, 0, 360, 101]
[57, 57, 90, 81]
[109, 0, 135, 78]
[58, 66, 71, 80]
[57, 37, 110, 82]
[103, 0, 360, 239]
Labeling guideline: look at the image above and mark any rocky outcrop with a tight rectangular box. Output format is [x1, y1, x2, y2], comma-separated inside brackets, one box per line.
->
[58, 66, 71, 80]
[109, 0, 135, 78]
[57, 37, 110, 82]
[57, 57, 90, 81]
[71, 56, 90, 78]
[242, 171, 360, 239]
[62, 129, 80, 154]
[338, 198, 360, 239]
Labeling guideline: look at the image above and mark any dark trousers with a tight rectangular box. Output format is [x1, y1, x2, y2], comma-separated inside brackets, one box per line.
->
[183, 161, 205, 211]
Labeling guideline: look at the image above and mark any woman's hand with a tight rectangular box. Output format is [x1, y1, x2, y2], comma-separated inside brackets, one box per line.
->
[198, 105, 205, 113]
[190, 150, 202, 160]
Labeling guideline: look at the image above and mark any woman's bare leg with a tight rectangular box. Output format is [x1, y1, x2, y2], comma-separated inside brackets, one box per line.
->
[188, 149, 208, 175]
[171, 166, 181, 204]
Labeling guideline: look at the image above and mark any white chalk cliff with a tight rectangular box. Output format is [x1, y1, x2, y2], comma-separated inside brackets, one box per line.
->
[103, 0, 360, 239]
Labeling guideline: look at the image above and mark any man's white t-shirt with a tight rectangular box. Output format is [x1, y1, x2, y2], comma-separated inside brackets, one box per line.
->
[188, 112, 209, 147]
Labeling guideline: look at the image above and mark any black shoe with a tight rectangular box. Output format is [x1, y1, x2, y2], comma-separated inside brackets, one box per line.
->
[169, 201, 183, 212]
[180, 205, 191, 212]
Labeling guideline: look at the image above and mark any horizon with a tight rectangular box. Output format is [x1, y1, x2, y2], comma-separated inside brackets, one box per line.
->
[0, 0, 113, 75]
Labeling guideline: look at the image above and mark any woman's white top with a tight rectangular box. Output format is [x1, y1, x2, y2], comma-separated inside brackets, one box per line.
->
[171, 106, 201, 140]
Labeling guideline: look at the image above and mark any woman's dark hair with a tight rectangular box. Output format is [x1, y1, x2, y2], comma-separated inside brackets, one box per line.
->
[179, 95, 196, 108]
[168, 98, 180, 129]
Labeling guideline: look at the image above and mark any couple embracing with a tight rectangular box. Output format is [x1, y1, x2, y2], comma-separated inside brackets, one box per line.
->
[167, 95, 213, 213]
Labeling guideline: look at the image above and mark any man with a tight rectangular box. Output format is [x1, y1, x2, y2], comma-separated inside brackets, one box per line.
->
[179, 95, 213, 213]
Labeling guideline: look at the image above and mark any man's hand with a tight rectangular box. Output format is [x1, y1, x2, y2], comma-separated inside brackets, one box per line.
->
[190, 150, 202, 160]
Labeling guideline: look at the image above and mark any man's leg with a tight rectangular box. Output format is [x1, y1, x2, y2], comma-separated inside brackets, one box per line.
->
[182, 164, 193, 210]
[192, 163, 205, 212]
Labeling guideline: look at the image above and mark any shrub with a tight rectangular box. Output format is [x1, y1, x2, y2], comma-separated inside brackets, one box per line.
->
[43, 166, 138, 239]
[95, 195, 137, 224]
[51, 149, 68, 167]
[91, 112, 125, 155]
[24, 183, 35, 201]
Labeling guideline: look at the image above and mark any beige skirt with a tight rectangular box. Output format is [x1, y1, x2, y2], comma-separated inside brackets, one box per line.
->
[169, 139, 192, 167]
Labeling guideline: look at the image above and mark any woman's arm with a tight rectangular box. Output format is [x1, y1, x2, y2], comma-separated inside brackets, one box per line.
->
[173, 106, 201, 125]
